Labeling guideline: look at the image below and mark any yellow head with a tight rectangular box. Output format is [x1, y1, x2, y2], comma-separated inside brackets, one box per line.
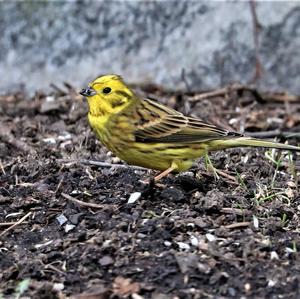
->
[80, 74, 135, 116]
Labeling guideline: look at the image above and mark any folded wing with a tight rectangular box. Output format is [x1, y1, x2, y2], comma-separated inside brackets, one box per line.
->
[134, 99, 242, 143]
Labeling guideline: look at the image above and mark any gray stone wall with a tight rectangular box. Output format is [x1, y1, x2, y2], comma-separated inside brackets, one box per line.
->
[1, 1, 300, 94]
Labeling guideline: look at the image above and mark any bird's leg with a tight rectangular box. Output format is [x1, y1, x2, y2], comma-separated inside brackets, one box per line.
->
[154, 162, 178, 181]
[140, 162, 178, 184]
[140, 170, 160, 185]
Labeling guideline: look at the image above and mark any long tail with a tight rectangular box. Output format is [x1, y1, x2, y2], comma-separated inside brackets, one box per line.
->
[209, 137, 300, 152]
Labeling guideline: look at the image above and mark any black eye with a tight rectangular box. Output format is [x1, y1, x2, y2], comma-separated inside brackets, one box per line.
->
[103, 87, 111, 94]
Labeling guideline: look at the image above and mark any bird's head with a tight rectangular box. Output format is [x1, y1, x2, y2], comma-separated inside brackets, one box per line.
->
[80, 74, 135, 116]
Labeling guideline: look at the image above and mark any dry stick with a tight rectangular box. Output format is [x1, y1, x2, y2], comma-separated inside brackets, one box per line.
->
[262, 93, 300, 103]
[187, 84, 246, 102]
[60, 159, 147, 171]
[221, 208, 251, 216]
[187, 84, 300, 103]
[0, 221, 29, 227]
[0, 159, 6, 175]
[0, 212, 32, 237]
[225, 222, 251, 229]
[214, 169, 239, 185]
[44, 264, 66, 276]
[80, 160, 147, 171]
[250, 0, 263, 82]
[61, 192, 116, 209]
[64, 159, 282, 185]
[55, 174, 65, 193]
[49, 83, 67, 95]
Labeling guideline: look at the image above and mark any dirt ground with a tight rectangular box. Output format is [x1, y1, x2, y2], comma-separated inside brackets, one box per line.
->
[0, 83, 300, 299]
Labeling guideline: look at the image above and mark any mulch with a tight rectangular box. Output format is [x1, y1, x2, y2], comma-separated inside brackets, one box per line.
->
[0, 83, 300, 299]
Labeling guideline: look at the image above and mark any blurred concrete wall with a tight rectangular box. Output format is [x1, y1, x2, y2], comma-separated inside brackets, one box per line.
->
[1, 1, 300, 94]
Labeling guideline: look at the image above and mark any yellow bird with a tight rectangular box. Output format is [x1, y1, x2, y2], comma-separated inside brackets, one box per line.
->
[80, 75, 300, 181]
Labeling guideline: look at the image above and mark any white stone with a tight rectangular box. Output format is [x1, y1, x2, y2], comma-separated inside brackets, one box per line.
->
[128, 192, 141, 204]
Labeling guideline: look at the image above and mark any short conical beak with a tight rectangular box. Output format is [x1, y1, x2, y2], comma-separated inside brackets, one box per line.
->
[79, 87, 96, 97]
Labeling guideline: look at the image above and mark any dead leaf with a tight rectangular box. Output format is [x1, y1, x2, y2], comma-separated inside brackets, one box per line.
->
[112, 276, 140, 297]
[70, 286, 110, 299]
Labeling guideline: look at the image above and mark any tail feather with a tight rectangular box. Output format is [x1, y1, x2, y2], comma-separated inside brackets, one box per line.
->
[209, 137, 300, 152]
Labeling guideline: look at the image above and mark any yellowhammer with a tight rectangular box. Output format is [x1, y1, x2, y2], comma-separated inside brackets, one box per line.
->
[80, 75, 299, 181]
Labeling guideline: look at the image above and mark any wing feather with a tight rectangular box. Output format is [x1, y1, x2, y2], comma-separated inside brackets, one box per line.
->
[134, 99, 242, 143]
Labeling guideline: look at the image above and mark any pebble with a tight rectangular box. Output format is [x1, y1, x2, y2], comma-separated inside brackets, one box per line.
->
[57, 133, 72, 141]
[253, 215, 259, 229]
[128, 192, 141, 204]
[69, 213, 84, 225]
[268, 279, 276, 287]
[42, 137, 56, 144]
[56, 214, 68, 226]
[244, 283, 251, 292]
[206, 233, 216, 242]
[228, 287, 236, 296]
[65, 224, 76, 233]
[270, 251, 279, 260]
[52, 283, 64, 291]
[176, 242, 191, 250]
[98, 255, 114, 266]
[178, 171, 194, 177]
[112, 157, 121, 163]
[287, 181, 297, 188]
[164, 241, 172, 247]
[190, 235, 199, 247]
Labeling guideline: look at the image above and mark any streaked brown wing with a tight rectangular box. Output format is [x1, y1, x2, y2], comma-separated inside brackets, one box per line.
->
[134, 99, 242, 143]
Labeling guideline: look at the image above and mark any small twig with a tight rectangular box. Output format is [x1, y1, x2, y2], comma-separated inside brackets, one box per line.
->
[0, 212, 32, 237]
[44, 264, 66, 276]
[215, 169, 239, 185]
[0, 221, 28, 227]
[225, 221, 250, 229]
[181, 68, 192, 93]
[80, 160, 146, 171]
[61, 192, 116, 209]
[0, 159, 5, 175]
[187, 84, 300, 103]
[59, 159, 147, 171]
[262, 93, 300, 103]
[249, 0, 263, 82]
[64, 81, 77, 91]
[55, 174, 65, 193]
[221, 208, 251, 216]
[187, 84, 246, 102]
[49, 83, 67, 95]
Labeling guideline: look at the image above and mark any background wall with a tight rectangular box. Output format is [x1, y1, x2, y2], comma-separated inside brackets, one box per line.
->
[1, 1, 300, 94]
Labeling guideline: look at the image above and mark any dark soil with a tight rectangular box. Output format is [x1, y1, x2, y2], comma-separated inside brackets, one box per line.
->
[0, 84, 300, 299]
